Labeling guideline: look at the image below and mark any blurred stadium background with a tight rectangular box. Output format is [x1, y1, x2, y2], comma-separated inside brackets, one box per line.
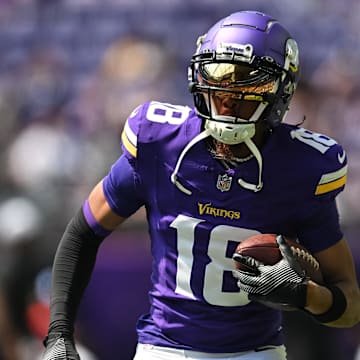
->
[0, 1, 359, 359]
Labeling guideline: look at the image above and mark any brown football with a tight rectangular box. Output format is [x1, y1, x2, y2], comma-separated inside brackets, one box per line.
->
[234, 233, 323, 284]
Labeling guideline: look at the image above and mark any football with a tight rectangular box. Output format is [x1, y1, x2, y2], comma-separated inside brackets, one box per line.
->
[234, 233, 323, 284]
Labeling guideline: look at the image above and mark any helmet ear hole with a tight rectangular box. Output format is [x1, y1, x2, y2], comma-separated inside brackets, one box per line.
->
[266, 117, 282, 128]
[194, 93, 209, 117]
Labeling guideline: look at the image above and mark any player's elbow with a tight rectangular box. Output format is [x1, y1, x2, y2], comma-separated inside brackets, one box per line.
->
[343, 295, 360, 327]
[327, 289, 360, 328]
[330, 311, 360, 328]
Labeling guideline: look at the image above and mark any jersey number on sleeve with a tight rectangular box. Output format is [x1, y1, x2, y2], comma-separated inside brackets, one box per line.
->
[290, 128, 337, 153]
[146, 101, 192, 125]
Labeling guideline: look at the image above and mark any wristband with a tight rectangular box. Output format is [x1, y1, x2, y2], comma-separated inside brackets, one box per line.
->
[307, 285, 347, 323]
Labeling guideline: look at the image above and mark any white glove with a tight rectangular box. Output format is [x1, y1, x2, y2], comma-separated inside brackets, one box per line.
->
[42, 334, 80, 360]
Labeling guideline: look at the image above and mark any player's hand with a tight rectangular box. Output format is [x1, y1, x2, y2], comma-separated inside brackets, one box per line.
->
[42, 333, 80, 360]
[232, 235, 309, 309]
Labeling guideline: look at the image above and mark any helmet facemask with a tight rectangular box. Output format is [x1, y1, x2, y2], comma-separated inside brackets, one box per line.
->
[190, 56, 285, 142]
[189, 33, 299, 133]
[189, 58, 280, 166]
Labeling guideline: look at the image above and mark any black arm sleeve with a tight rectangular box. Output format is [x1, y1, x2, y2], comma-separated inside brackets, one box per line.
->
[47, 208, 104, 336]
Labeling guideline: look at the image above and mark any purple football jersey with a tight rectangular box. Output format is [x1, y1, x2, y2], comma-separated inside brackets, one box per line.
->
[103, 101, 347, 353]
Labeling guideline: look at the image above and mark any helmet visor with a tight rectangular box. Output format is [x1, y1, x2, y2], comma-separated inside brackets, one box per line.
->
[203, 80, 278, 123]
[199, 62, 274, 86]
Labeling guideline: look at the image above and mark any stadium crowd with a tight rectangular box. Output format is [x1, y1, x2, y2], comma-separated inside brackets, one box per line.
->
[0, 1, 359, 359]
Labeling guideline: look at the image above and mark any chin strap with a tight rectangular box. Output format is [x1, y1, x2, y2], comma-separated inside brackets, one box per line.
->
[170, 129, 264, 195]
[237, 137, 263, 192]
[170, 129, 212, 195]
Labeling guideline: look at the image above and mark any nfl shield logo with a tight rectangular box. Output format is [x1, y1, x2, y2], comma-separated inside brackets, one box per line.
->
[216, 174, 232, 192]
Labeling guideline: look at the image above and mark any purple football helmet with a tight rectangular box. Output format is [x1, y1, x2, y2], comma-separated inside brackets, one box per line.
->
[188, 11, 300, 144]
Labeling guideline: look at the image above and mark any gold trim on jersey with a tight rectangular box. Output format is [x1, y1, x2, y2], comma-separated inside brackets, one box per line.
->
[121, 121, 137, 158]
[315, 165, 348, 195]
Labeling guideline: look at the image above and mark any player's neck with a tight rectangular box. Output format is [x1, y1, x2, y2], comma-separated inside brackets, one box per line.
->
[209, 126, 270, 161]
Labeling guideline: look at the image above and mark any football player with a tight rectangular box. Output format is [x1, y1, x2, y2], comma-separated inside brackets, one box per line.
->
[42, 10, 360, 360]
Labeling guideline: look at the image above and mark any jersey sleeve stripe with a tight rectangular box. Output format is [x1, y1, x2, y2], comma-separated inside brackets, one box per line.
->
[315, 175, 347, 195]
[315, 165, 348, 195]
[317, 165, 348, 184]
[124, 120, 138, 147]
[121, 130, 137, 158]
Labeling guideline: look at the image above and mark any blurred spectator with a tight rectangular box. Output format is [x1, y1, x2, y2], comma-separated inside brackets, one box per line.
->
[72, 35, 180, 134]
[0, 196, 45, 359]
[0, 196, 98, 359]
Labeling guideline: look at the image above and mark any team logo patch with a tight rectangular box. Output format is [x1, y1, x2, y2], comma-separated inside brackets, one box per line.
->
[216, 174, 232, 192]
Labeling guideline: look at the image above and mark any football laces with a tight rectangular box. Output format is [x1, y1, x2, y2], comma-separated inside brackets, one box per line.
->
[290, 246, 320, 270]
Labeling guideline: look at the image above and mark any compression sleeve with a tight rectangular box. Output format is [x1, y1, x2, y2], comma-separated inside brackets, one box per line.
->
[47, 207, 104, 336]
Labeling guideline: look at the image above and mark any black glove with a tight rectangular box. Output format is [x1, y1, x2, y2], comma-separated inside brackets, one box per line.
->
[42, 333, 80, 360]
[232, 235, 309, 310]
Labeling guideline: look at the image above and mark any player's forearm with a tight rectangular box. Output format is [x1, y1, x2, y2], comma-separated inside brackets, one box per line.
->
[48, 208, 104, 334]
[305, 281, 332, 314]
[305, 280, 360, 327]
